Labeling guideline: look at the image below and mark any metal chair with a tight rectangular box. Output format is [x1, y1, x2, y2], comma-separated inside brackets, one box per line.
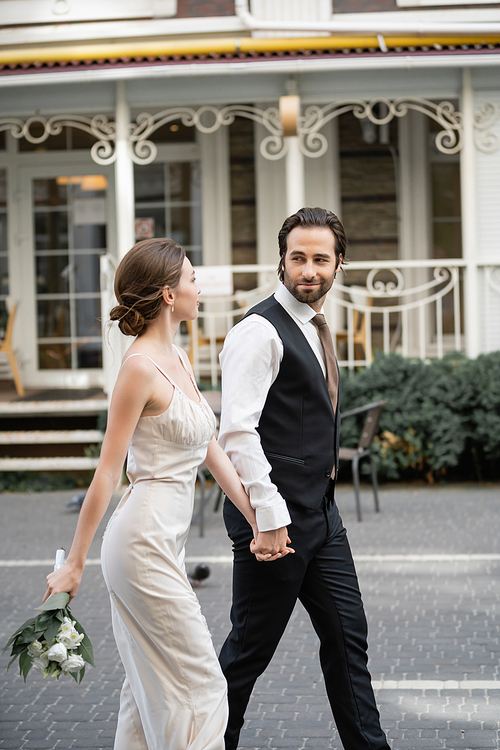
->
[339, 400, 387, 521]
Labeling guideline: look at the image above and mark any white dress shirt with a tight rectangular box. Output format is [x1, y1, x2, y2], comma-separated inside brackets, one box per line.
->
[218, 283, 327, 532]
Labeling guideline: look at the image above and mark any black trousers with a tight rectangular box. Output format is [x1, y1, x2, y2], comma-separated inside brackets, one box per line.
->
[219, 492, 390, 750]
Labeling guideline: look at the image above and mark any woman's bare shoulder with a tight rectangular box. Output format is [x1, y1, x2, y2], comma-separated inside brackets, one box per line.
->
[120, 352, 156, 375]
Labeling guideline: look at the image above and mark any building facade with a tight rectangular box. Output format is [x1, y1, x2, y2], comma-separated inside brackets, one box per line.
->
[1, 0, 500, 391]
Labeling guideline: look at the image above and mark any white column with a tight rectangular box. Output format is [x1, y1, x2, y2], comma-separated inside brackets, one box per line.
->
[198, 128, 231, 343]
[102, 81, 135, 398]
[199, 128, 231, 265]
[285, 136, 305, 216]
[398, 111, 432, 357]
[114, 81, 135, 260]
[255, 119, 286, 265]
[460, 68, 480, 359]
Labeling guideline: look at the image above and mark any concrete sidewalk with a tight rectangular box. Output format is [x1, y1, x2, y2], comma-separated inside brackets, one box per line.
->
[1, 483, 499, 749]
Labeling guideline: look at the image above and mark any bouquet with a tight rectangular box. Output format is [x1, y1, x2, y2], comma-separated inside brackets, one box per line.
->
[3, 553, 95, 684]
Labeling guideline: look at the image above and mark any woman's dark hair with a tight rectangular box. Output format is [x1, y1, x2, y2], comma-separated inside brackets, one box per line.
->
[110, 238, 185, 336]
[277, 207, 347, 282]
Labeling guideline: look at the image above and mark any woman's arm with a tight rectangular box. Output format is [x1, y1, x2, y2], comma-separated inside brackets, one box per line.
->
[204, 438, 294, 561]
[44, 356, 166, 602]
[204, 437, 257, 533]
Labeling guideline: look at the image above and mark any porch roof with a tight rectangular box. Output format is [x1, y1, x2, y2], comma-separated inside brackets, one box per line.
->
[1, 35, 500, 78]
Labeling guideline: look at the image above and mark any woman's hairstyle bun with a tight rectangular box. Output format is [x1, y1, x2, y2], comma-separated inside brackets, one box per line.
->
[109, 238, 186, 337]
[109, 304, 147, 337]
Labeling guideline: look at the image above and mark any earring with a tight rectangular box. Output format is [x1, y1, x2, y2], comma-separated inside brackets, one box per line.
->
[171, 303, 175, 314]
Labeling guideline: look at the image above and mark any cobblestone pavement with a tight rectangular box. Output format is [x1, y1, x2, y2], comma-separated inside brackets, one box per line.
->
[1, 483, 499, 749]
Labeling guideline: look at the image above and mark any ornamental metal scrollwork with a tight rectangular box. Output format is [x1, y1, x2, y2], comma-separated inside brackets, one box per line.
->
[474, 102, 500, 153]
[298, 97, 463, 157]
[0, 115, 116, 165]
[334, 266, 457, 312]
[128, 105, 286, 164]
[2, 99, 498, 167]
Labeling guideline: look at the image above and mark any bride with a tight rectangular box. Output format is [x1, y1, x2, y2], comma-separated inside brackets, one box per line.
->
[44, 238, 290, 750]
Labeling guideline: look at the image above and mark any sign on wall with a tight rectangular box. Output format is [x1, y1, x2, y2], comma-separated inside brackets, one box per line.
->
[193, 266, 233, 297]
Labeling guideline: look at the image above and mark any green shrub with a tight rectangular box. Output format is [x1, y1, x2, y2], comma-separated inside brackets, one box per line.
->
[339, 351, 500, 482]
[0, 472, 90, 493]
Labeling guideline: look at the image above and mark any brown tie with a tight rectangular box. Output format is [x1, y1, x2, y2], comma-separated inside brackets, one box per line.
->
[312, 313, 338, 414]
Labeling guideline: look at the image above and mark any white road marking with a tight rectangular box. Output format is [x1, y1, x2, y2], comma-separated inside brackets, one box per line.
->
[373, 680, 500, 690]
[1, 553, 500, 567]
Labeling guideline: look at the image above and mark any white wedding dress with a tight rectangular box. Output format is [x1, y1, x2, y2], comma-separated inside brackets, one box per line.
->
[101, 351, 227, 750]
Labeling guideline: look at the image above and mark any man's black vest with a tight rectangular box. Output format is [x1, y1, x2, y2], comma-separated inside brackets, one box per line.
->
[245, 295, 340, 510]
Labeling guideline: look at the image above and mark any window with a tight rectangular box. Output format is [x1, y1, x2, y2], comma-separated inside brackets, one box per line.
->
[339, 111, 399, 267]
[429, 117, 463, 334]
[229, 116, 257, 292]
[134, 161, 202, 265]
[428, 116, 462, 262]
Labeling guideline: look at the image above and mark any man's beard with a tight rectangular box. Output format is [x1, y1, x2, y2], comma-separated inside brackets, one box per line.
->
[283, 270, 335, 305]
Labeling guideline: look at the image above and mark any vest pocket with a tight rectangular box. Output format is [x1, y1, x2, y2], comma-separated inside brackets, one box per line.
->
[266, 452, 306, 465]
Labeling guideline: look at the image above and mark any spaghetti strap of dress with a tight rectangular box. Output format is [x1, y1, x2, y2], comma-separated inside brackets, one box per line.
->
[123, 352, 176, 388]
[123, 350, 201, 403]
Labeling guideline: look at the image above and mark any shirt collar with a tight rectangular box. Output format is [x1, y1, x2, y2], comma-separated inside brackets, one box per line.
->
[274, 283, 321, 326]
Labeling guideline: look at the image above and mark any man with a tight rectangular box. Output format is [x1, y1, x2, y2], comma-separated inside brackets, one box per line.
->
[218, 207, 390, 750]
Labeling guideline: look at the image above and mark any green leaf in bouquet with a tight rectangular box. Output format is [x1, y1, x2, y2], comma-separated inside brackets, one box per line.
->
[35, 610, 54, 624]
[7, 652, 21, 670]
[69, 664, 86, 683]
[2, 616, 37, 651]
[17, 626, 39, 645]
[72, 616, 95, 668]
[35, 592, 70, 612]
[42, 617, 62, 647]
[7, 641, 27, 658]
[32, 629, 48, 642]
[18, 648, 32, 682]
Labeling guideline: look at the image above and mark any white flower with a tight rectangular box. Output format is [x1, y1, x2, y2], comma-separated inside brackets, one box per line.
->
[46, 642, 67, 663]
[60, 654, 85, 674]
[56, 618, 84, 649]
[57, 617, 74, 639]
[58, 631, 84, 650]
[31, 653, 49, 674]
[27, 640, 44, 658]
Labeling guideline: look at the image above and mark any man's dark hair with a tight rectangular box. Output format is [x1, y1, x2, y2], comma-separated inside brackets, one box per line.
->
[277, 207, 347, 282]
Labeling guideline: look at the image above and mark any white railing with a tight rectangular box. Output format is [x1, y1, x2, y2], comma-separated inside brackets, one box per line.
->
[184, 259, 500, 385]
[99, 258, 500, 388]
[327, 259, 466, 370]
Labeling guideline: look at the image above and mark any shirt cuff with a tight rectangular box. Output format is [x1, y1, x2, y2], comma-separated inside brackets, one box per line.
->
[255, 501, 292, 533]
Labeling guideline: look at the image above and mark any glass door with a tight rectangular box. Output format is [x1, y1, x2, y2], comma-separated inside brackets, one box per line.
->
[20, 167, 113, 387]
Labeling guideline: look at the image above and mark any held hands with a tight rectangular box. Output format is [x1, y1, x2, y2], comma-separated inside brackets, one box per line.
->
[250, 526, 295, 562]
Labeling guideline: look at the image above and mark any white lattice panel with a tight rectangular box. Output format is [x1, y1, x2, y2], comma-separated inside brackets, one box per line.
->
[475, 91, 500, 352]
[250, 0, 332, 36]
